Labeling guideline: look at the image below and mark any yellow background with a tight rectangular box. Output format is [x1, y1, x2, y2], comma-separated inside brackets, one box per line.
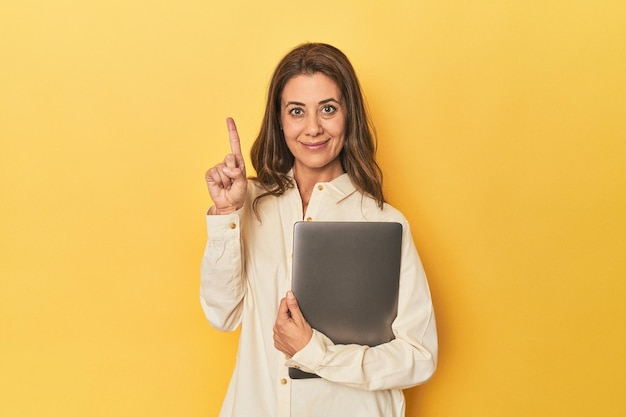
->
[1, 1, 625, 416]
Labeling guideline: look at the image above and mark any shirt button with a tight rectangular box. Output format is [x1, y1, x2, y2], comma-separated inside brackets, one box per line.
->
[306, 217, 313, 222]
[229, 223, 236, 229]
[317, 185, 324, 191]
[280, 378, 288, 385]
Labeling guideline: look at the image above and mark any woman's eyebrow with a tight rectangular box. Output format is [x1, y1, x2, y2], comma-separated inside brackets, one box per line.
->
[285, 98, 340, 106]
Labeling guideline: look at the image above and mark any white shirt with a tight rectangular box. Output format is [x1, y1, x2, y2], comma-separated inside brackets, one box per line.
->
[200, 172, 437, 417]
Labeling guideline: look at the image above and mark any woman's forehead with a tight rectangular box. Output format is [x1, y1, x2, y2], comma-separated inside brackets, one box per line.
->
[282, 73, 342, 104]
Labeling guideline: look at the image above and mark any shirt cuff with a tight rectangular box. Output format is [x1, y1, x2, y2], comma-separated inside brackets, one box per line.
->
[285, 329, 332, 374]
[206, 209, 242, 240]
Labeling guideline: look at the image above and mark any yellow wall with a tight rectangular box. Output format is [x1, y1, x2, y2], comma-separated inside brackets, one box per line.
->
[1, 1, 625, 416]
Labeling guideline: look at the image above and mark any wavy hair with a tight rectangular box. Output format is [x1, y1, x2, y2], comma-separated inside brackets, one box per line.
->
[250, 43, 385, 215]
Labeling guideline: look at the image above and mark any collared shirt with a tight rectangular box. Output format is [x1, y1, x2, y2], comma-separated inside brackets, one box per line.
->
[200, 172, 437, 417]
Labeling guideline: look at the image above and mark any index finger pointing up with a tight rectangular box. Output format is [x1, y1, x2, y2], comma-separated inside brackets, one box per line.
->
[226, 117, 243, 157]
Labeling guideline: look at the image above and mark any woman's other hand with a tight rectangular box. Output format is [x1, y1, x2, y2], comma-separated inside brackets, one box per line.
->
[205, 117, 247, 214]
[273, 291, 313, 358]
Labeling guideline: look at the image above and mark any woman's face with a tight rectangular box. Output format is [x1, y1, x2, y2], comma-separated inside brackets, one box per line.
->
[280, 72, 346, 179]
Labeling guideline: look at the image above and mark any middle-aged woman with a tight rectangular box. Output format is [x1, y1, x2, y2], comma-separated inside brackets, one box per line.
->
[201, 42, 438, 417]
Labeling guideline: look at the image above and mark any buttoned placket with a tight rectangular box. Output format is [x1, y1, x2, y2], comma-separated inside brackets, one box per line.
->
[275, 182, 328, 416]
[275, 284, 292, 417]
[276, 357, 291, 417]
[277, 200, 295, 417]
[303, 183, 325, 222]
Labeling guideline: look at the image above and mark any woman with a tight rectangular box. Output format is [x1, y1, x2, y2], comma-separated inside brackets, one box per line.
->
[201, 43, 437, 417]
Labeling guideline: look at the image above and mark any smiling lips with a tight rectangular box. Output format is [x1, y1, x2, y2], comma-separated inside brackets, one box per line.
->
[300, 138, 331, 150]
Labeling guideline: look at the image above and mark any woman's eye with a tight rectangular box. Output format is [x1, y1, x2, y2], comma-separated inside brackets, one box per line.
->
[289, 108, 304, 116]
[321, 105, 336, 114]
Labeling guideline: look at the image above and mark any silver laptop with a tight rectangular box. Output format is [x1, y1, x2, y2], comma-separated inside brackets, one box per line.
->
[289, 221, 403, 379]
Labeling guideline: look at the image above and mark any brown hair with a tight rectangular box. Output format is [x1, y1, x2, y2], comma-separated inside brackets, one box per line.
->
[250, 43, 385, 215]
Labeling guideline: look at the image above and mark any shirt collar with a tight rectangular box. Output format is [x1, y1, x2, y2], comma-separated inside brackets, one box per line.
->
[286, 169, 358, 203]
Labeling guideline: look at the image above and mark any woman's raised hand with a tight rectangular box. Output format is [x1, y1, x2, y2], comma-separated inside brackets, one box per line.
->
[205, 118, 248, 214]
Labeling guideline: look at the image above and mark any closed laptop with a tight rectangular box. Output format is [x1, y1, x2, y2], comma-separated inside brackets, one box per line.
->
[289, 221, 402, 379]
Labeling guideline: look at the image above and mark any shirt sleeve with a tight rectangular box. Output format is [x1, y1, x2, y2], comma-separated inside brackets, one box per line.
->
[199, 209, 246, 332]
[285, 222, 438, 391]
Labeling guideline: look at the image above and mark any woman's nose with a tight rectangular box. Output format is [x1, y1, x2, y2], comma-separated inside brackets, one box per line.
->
[305, 114, 323, 136]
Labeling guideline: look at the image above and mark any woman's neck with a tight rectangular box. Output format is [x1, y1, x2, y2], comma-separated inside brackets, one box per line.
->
[292, 161, 344, 186]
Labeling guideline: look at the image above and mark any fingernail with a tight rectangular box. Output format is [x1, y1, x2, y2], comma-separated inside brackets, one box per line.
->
[287, 291, 294, 299]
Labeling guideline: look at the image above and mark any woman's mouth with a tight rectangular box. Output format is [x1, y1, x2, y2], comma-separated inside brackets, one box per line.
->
[301, 138, 331, 150]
